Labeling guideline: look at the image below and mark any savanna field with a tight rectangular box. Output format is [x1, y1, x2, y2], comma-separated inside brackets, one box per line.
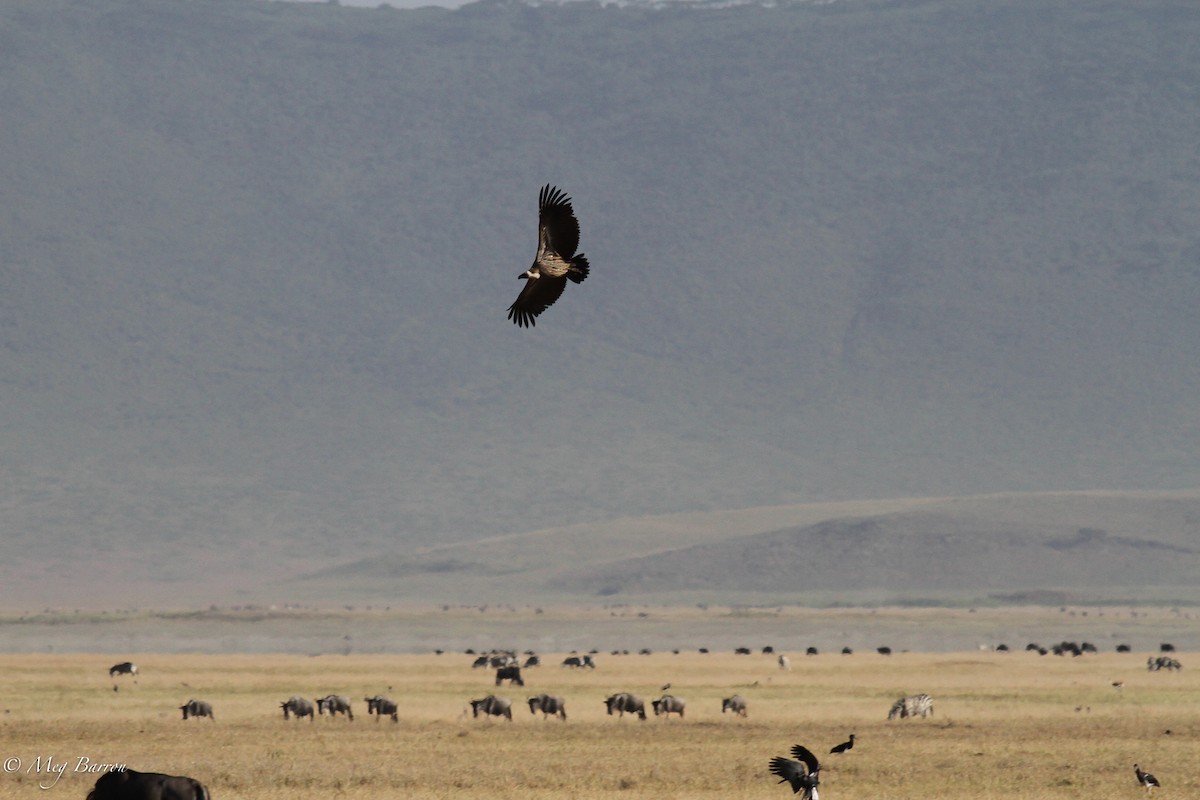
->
[0, 632, 1196, 800]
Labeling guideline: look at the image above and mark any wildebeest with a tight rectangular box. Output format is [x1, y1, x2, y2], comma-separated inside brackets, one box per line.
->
[561, 654, 595, 669]
[179, 699, 214, 721]
[316, 694, 354, 720]
[495, 665, 524, 686]
[86, 767, 209, 800]
[528, 693, 567, 720]
[652, 694, 686, 719]
[735, 647, 752, 655]
[109, 662, 138, 679]
[281, 695, 315, 721]
[604, 692, 646, 720]
[364, 695, 399, 722]
[806, 647, 819, 656]
[522, 654, 541, 668]
[470, 695, 513, 721]
[876, 646, 892, 656]
[721, 695, 748, 717]
[471, 655, 490, 669]
[888, 693, 934, 719]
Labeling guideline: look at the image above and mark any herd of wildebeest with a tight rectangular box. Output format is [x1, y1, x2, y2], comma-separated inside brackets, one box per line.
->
[88, 640, 1183, 800]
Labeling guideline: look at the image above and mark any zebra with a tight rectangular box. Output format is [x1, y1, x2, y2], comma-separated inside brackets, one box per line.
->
[887, 693, 933, 719]
[1147, 656, 1183, 671]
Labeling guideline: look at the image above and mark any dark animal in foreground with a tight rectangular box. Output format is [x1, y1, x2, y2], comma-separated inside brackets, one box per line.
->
[109, 662, 138, 678]
[770, 744, 821, 800]
[364, 695, 399, 722]
[888, 693, 934, 719]
[829, 734, 854, 754]
[470, 695, 513, 721]
[179, 699, 214, 720]
[508, 184, 590, 327]
[652, 694, 686, 718]
[281, 695, 315, 721]
[316, 694, 354, 720]
[495, 665, 524, 686]
[1135, 764, 1161, 794]
[604, 692, 646, 720]
[721, 695, 748, 717]
[86, 767, 209, 800]
[528, 693, 567, 720]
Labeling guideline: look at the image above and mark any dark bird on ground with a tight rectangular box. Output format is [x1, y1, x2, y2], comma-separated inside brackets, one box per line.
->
[1135, 764, 1161, 794]
[661, 683, 672, 691]
[507, 184, 590, 327]
[770, 744, 821, 800]
[830, 734, 855, 754]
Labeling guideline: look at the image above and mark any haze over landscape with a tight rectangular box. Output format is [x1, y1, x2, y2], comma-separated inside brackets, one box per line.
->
[2, 0, 1199, 610]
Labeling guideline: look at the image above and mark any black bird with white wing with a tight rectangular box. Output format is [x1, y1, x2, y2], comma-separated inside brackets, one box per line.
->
[1135, 764, 1161, 794]
[769, 744, 821, 800]
[507, 185, 590, 328]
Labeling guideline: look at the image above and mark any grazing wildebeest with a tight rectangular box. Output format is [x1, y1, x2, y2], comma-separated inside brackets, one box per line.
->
[762, 646, 775, 654]
[281, 695, 315, 721]
[523, 654, 541, 668]
[841, 647, 853, 655]
[316, 694, 354, 720]
[888, 693, 934, 720]
[876, 646, 892, 656]
[86, 767, 209, 800]
[528, 693, 567, 720]
[495, 665, 524, 686]
[806, 647, 819, 656]
[179, 699, 214, 720]
[471, 655, 490, 669]
[562, 655, 595, 669]
[735, 647, 752, 655]
[364, 695, 398, 722]
[604, 692, 646, 720]
[109, 662, 138, 679]
[470, 695, 513, 721]
[652, 694, 686, 719]
[722, 695, 748, 717]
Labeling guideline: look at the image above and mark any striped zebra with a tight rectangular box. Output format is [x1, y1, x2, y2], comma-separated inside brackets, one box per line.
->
[887, 693, 934, 720]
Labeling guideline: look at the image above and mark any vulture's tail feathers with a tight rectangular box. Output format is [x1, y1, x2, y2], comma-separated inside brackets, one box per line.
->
[567, 254, 590, 284]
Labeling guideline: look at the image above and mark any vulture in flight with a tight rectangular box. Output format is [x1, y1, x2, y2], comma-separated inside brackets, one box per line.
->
[507, 184, 590, 327]
[770, 744, 821, 800]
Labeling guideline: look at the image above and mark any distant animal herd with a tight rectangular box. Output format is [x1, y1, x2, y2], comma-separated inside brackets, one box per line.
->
[92, 640, 1182, 799]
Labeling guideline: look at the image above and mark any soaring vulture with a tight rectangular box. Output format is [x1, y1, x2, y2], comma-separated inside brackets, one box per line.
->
[507, 184, 590, 327]
[770, 744, 822, 800]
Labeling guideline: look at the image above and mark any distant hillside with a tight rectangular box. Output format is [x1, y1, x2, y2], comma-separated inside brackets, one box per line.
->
[1, 0, 1199, 608]
[295, 490, 1200, 607]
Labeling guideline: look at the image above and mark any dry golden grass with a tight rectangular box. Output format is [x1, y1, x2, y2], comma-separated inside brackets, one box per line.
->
[0, 650, 1196, 800]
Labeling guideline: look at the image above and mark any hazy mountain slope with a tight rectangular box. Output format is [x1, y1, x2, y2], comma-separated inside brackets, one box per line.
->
[292, 490, 1200, 607]
[1, 0, 1199, 606]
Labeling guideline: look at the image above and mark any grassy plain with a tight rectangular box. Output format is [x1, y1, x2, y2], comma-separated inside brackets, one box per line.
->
[0, 648, 1196, 800]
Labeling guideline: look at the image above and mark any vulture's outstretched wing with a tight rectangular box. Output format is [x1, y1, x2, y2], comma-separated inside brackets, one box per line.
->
[537, 184, 580, 260]
[507, 274, 567, 328]
[790, 745, 821, 774]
